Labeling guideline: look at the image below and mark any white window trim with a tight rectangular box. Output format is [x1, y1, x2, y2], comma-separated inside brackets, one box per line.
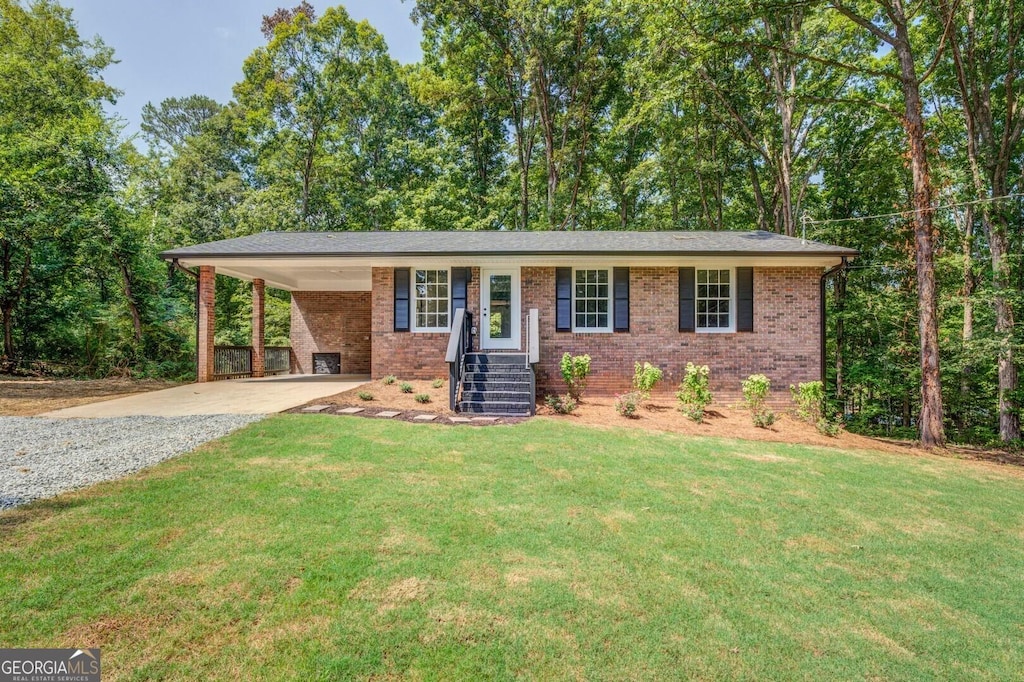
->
[695, 267, 736, 334]
[411, 267, 451, 333]
[571, 267, 614, 334]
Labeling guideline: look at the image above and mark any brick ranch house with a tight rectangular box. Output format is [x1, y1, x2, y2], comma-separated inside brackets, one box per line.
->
[161, 231, 855, 415]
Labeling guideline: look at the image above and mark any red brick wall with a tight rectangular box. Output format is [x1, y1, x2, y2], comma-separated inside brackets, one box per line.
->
[336, 265, 821, 403]
[290, 291, 371, 375]
[522, 266, 820, 402]
[251, 278, 265, 378]
[370, 267, 480, 380]
[197, 266, 216, 382]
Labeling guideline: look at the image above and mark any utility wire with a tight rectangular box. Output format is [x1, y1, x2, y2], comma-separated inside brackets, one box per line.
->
[803, 192, 1024, 226]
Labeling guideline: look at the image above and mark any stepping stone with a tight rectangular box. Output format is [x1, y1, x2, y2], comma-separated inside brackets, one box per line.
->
[413, 414, 438, 422]
[375, 411, 401, 418]
[449, 417, 472, 423]
[301, 404, 331, 413]
[471, 417, 498, 423]
[337, 407, 364, 414]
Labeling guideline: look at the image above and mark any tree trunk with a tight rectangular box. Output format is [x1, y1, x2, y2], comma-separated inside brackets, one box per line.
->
[942, 0, 1022, 441]
[990, 214, 1020, 439]
[1, 304, 13, 361]
[892, 3, 945, 447]
[119, 260, 144, 344]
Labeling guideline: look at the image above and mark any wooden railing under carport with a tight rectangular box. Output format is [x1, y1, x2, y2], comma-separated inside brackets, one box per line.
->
[213, 346, 290, 379]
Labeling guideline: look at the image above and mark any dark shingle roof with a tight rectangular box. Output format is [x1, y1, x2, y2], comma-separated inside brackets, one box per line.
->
[161, 230, 857, 259]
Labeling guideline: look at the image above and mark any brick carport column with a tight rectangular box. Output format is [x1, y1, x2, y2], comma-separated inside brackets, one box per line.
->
[197, 266, 216, 382]
[251, 278, 265, 378]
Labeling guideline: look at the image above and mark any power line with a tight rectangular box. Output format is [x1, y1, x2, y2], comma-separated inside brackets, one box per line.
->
[803, 193, 1024, 227]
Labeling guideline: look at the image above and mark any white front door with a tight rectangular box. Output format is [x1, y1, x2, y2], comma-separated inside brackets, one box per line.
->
[480, 268, 521, 350]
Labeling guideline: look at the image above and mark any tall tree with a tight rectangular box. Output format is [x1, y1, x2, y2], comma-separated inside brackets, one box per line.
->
[933, 0, 1023, 441]
[0, 0, 117, 361]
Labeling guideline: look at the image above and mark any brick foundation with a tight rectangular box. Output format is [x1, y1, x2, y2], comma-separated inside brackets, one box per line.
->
[341, 265, 821, 403]
[290, 291, 371, 375]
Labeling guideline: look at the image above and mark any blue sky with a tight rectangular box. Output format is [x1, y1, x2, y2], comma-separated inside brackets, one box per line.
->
[63, 0, 423, 140]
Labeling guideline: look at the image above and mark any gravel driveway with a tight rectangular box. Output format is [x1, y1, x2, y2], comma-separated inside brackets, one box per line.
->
[0, 414, 264, 510]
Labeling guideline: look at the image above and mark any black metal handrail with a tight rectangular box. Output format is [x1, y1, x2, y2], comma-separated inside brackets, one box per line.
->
[445, 308, 474, 410]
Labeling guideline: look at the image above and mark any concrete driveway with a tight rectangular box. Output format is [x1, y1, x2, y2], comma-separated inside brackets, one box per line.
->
[41, 374, 369, 418]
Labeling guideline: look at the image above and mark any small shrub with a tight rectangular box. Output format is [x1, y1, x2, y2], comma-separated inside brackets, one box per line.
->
[742, 374, 775, 428]
[414, 393, 431, 404]
[560, 353, 592, 400]
[399, 382, 413, 393]
[676, 363, 713, 423]
[545, 393, 578, 414]
[357, 391, 374, 401]
[615, 392, 642, 418]
[431, 378, 445, 389]
[383, 375, 397, 385]
[816, 417, 842, 437]
[790, 380, 825, 424]
[632, 362, 664, 401]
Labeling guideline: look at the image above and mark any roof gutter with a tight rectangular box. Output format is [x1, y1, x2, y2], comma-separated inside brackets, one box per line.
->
[820, 257, 849, 385]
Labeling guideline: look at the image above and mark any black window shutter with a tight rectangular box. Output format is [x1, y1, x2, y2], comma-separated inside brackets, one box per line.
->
[613, 267, 630, 332]
[394, 268, 410, 332]
[451, 267, 468, 314]
[555, 267, 572, 332]
[678, 267, 695, 332]
[736, 266, 754, 332]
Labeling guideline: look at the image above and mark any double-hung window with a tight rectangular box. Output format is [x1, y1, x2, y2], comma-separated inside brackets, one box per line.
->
[696, 268, 733, 331]
[573, 269, 612, 332]
[413, 269, 450, 332]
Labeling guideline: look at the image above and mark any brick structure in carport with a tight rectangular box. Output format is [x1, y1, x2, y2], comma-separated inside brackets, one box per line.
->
[290, 291, 371, 375]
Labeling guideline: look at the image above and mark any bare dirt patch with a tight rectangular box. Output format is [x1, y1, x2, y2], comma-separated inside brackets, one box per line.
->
[0, 377, 177, 416]
[317, 378, 454, 415]
[290, 377, 528, 426]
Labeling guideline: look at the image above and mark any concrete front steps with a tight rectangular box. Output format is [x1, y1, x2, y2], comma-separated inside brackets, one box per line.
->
[457, 352, 533, 416]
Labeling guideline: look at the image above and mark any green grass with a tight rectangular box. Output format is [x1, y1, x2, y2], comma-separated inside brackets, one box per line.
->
[2, 417, 1024, 680]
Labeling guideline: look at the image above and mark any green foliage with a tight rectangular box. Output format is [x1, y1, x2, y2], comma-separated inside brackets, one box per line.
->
[615, 392, 642, 418]
[632, 362, 663, 400]
[357, 391, 373, 401]
[399, 382, 413, 394]
[559, 353, 591, 400]
[431, 378, 444, 389]
[676, 363, 713, 423]
[742, 374, 775, 429]
[544, 393, 578, 415]
[816, 418, 842, 438]
[383, 375, 397, 385]
[790, 381, 825, 424]
[414, 393, 431, 404]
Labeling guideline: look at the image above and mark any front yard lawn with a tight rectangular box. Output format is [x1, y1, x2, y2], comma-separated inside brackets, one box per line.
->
[2, 416, 1023, 680]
